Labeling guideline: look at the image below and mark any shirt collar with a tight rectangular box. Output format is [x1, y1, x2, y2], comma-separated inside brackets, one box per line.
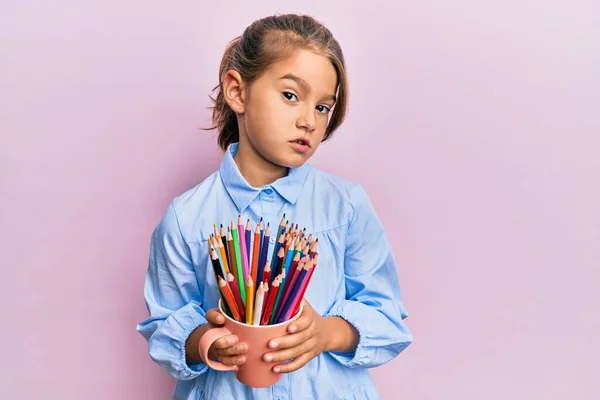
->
[219, 143, 311, 213]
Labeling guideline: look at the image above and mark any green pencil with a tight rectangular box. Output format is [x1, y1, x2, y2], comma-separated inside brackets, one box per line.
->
[231, 221, 246, 303]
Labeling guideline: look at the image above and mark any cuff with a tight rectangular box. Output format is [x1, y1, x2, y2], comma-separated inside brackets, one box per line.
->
[148, 301, 209, 380]
[323, 300, 369, 368]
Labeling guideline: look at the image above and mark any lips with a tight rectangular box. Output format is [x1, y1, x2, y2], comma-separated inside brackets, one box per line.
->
[290, 138, 310, 148]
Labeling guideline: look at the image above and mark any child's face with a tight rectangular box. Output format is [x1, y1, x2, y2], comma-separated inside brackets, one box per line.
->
[241, 49, 338, 168]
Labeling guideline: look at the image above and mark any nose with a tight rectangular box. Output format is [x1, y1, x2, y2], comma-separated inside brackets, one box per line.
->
[296, 105, 316, 133]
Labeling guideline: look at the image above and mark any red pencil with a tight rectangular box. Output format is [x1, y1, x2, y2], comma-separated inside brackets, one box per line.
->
[227, 272, 245, 320]
[260, 276, 281, 325]
[262, 260, 271, 286]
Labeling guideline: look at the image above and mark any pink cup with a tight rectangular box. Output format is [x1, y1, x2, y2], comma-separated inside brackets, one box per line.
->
[199, 300, 303, 388]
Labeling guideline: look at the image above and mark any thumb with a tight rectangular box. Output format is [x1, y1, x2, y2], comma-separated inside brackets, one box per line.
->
[205, 308, 225, 326]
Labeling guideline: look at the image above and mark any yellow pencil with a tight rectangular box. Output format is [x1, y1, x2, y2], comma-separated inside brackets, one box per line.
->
[245, 275, 254, 325]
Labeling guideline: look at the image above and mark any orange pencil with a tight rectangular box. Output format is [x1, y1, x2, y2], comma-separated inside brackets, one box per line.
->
[217, 235, 230, 274]
[251, 225, 260, 286]
[218, 276, 242, 321]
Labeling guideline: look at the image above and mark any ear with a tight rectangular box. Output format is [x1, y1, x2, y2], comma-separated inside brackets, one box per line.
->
[222, 70, 246, 114]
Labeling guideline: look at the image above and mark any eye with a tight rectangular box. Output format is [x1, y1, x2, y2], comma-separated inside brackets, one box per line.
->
[316, 105, 331, 114]
[282, 91, 298, 101]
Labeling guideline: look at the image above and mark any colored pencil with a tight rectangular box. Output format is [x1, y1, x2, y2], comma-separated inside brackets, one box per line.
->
[251, 224, 260, 286]
[261, 259, 271, 286]
[245, 219, 252, 265]
[258, 219, 265, 270]
[289, 254, 318, 318]
[253, 282, 265, 326]
[273, 247, 285, 280]
[211, 236, 227, 278]
[231, 221, 246, 303]
[210, 246, 231, 317]
[209, 246, 224, 281]
[218, 276, 242, 321]
[274, 255, 303, 322]
[217, 235, 230, 274]
[269, 268, 287, 324]
[261, 276, 280, 325]
[207, 215, 317, 325]
[245, 276, 254, 325]
[238, 216, 249, 284]
[227, 229, 237, 282]
[283, 241, 296, 275]
[270, 215, 286, 271]
[280, 260, 312, 322]
[227, 272, 245, 320]
[220, 225, 228, 266]
[257, 224, 270, 284]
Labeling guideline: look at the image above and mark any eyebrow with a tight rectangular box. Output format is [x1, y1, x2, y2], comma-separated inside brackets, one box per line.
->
[280, 73, 337, 103]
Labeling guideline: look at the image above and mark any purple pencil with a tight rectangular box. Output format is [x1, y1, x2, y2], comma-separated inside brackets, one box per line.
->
[276, 263, 308, 324]
[257, 223, 270, 284]
[245, 219, 252, 265]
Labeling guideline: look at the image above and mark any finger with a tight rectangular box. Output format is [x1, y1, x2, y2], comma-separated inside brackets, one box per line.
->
[273, 352, 311, 374]
[264, 337, 314, 363]
[216, 342, 248, 357]
[269, 326, 313, 352]
[218, 354, 246, 367]
[212, 334, 239, 350]
[287, 306, 314, 334]
[205, 308, 225, 325]
[269, 317, 313, 350]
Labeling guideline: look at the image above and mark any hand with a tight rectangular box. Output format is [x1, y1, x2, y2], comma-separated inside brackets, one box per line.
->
[262, 300, 328, 373]
[204, 308, 248, 370]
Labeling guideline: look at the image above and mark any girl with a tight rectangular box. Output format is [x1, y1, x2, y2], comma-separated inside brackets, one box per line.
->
[137, 13, 413, 400]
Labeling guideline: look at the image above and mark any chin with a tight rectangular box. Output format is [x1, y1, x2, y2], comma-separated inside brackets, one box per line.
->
[261, 145, 312, 169]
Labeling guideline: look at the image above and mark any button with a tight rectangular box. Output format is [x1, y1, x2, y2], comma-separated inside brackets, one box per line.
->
[269, 236, 276, 244]
[264, 188, 273, 195]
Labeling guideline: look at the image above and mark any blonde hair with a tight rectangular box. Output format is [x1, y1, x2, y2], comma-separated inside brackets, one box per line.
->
[206, 14, 348, 151]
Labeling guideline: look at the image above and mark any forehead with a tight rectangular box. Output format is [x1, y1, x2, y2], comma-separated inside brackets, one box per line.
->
[261, 49, 338, 95]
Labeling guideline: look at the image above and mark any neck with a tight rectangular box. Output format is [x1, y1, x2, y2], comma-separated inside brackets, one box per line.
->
[234, 135, 288, 188]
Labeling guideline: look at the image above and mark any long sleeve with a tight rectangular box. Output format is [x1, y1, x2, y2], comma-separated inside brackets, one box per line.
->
[136, 200, 209, 380]
[324, 184, 413, 368]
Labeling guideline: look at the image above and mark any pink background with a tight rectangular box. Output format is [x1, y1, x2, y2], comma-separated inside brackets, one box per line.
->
[2, 1, 599, 399]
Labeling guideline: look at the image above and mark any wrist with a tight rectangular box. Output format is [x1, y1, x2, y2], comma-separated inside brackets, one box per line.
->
[185, 323, 211, 364]
[321, 316, 359, 354]
[321, 316, 340, 352]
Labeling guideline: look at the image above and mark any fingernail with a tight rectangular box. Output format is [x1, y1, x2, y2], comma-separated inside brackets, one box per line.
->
[264, 354, 272, 362]
[289, 325, 297, 333]
[269, 340, 279, 349]
[273, 367, 280, 373]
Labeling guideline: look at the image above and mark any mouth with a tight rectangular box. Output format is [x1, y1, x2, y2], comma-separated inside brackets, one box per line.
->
[290, 138, 311, 148]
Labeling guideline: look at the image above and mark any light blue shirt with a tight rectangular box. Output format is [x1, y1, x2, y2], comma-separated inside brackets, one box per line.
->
[136, 143, 413, 400]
